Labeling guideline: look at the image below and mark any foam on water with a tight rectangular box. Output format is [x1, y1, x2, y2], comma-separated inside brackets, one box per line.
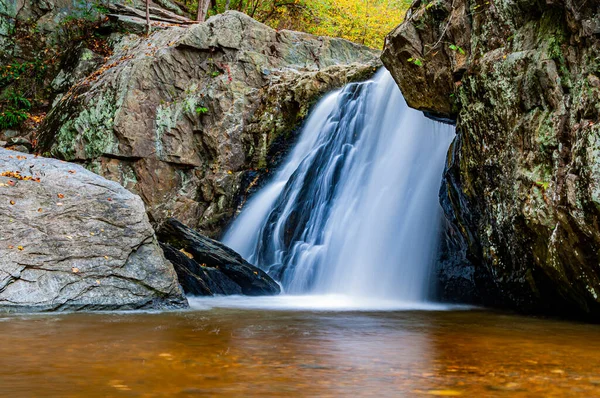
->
[187, 295, 468, 312]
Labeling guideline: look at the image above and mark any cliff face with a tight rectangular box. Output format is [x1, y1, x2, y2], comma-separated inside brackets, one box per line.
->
[36, 11, 380, 237]
[382, 0, 600, 316]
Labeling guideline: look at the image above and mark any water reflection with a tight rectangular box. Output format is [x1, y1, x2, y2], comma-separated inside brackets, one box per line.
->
[1, 309, 600, 397]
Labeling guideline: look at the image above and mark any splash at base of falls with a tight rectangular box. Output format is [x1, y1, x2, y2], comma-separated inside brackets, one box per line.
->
[224, 70, 455, 303]
[187, 295, 469, 312]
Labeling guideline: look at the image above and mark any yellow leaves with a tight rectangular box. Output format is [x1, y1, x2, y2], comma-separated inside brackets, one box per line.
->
[17, 245, 23, 251]
[179, 248, 194, 259]
[288, 0, 410, 48]
[9, 200, 15, 205]
[419, 390, 463, 396]
[1, 170, 41, 182]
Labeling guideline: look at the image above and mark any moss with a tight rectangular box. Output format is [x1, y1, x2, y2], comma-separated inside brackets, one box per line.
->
[534, 110, 559, 152]
[52, 90, 120, 160]
[155, 84, 202, 160]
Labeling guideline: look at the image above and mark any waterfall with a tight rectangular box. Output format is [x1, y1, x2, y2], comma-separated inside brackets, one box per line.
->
[223, 70, 455, 303]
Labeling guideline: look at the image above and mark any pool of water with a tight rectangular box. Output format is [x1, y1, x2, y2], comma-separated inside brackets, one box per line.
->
[2, 297, 600, 397]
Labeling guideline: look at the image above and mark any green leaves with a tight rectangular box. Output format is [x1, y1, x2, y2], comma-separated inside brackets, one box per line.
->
[196, 106, 209, 115]
[449, 44, 466, 55]
[407, 57, 424, 67]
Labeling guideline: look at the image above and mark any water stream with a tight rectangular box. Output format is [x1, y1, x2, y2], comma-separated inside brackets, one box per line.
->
[224, 70, 454, 302]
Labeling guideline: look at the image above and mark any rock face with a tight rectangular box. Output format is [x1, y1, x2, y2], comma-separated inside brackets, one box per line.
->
[37, 11, 380, 237]
[0, 148, 187, 311]
[383, 0, 600, 317]
[157, 218, 280, 296]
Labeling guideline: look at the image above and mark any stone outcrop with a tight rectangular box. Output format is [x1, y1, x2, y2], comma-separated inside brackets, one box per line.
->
[0, 148, 187, 311]
[157, 218, 280, 296]
[383, 0, 600, 317]
[37, 11, 380, 237]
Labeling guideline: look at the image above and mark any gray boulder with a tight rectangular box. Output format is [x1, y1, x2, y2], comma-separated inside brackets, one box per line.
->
[38, 11, 380, 237]
[0, 148, 187, 312]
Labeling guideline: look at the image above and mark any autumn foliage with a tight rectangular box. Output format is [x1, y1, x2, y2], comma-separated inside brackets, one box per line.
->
[199, 0, 412, 49]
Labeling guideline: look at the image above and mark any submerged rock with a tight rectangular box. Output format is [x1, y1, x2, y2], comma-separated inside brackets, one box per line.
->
[157, 218, 280, 296]
[0, 148, 187, 312]
[37, 11, 380, 237]
[383, 0, 600, 317]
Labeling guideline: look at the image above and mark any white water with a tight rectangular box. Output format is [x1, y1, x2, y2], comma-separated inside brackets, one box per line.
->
[223, 70, 455, 304]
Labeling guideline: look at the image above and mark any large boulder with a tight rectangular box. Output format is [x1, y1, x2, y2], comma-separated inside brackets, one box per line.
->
[37, 11, 380, 237]
[382, 0, 600, 317]
[0, 148, 187, 311]
[157, 218, 280, 296]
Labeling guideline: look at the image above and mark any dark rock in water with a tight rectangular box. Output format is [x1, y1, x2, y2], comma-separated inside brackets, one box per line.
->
[0, 148, 188, 312]
[159, 243, 242, 296]
[383, 0, 600, 318]
[158, 219, 280, 296]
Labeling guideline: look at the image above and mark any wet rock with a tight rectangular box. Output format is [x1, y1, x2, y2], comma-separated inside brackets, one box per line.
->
[0, 148, 187, 312]
[157, 218, 280, 296]
[37, 11, 380, 237]
[383, 0, 600, 317]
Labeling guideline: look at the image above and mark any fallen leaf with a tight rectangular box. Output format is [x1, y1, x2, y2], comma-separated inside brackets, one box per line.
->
[17, 246, 23, 251]
[72, 267, 80, 273]
[179, 248, 194, 259]
[37, 208, 42, 212]
[57, 193, 64, 199]
[68, 170, 76, 174]
[9, 200, 15, 205]
[8, 245, 14, 249]
[425, 390, 462, 396]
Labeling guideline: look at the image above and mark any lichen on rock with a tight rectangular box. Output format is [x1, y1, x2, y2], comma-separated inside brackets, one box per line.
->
[383, 0, 600, 317]
[38, 11, 381, 238]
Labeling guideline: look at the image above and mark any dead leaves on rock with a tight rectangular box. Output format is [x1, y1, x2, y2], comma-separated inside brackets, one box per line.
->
[1, 170, 41, 183]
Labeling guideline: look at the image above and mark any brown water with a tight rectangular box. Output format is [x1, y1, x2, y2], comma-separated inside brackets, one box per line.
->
[2, 299, 600, 397]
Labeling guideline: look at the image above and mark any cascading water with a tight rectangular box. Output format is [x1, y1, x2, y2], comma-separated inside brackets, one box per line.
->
[223, 69, 455, 303]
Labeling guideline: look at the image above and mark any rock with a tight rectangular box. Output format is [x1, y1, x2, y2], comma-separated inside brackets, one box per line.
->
[0, 148, 187, 312]
[37, 11, 380, 237]
[51, 48, 105, 94]
[8, 145, 30, 154]
[8, 137, 32, 149]
[383, 0, 600, 317]
[1, 130, 19, 140]
[157, 218, 280, 296]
